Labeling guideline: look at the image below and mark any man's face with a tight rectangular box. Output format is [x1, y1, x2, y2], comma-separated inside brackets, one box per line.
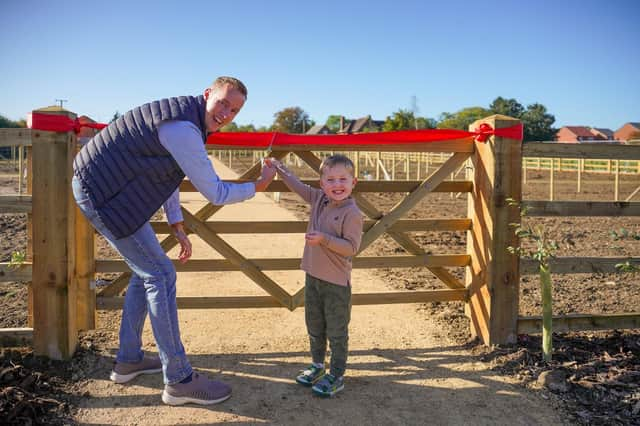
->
[319, 164, 357, 202]
[203, 83, 246, 133]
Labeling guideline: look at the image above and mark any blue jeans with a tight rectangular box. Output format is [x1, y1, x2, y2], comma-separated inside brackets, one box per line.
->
[72, 176, 192, 384]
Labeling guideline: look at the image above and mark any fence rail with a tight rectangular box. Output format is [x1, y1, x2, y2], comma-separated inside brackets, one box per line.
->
[1, 117, 639, 358]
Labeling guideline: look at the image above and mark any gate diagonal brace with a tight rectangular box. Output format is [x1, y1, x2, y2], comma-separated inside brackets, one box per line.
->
[98, 151, 289, 297]
[182, 206, 294, 311]
[294, 150, 468, 290]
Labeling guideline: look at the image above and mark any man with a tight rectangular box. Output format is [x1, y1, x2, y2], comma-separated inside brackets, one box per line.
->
[72, 77, 275, 405]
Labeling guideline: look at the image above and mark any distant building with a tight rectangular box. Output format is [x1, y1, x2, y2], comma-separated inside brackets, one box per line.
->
[556, 126, 601, 143]
[306, 124, 331, 134]
[589, 127, 614, 140]
[338, 115, 385, 134]
[614, 122, 640, 142]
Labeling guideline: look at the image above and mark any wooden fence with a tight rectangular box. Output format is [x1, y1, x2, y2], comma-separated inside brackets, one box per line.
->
[1, 113, 639, 359]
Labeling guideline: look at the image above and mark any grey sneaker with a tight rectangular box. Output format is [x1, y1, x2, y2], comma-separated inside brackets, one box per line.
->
[295, 364, 325, 386]
[109, 355, 162, 384]
[162, 372, 232, 406]
[312, 374, 344, 397]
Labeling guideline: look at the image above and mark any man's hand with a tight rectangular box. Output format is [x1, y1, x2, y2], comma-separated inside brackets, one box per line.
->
[305, 231, 327, 246]
[255, 161, 277, 192]
[171, 222, 192, 264]
[263, 157, 281, 168]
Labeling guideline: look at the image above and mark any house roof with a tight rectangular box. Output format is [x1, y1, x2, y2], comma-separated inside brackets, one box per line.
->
[339, 116, 384, 133]
[561, 126, 595, 138]
[306, 124, 330, 134]
[590, 127, 614, 138]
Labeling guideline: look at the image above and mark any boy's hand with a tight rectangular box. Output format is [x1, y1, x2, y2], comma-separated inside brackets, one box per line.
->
[263, 157, 281, 169]
[255, 162, 276, 192]
[171, 222, 192, 264]
[305, 231, 327, 246]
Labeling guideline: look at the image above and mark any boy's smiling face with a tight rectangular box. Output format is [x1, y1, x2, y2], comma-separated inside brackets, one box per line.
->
[320, 164, 357, 202]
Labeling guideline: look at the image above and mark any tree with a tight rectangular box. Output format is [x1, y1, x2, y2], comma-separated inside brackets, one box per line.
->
[221, 122, 239, 132]
[237, 124, 256, 132]
[271, 107, 313, 133]
[507, 199, 559, 362]
[382, 109, 415, 131]
[415, 117, 437, 130]
[521, 103, 556, 142]
[325, 115, 343, 133]
[0, 114, 25, 128]
[110, 111, 121, 123]
[489, 97, 525, 118]
[436, 107, 490, 130]
[488, 97, 556, 142]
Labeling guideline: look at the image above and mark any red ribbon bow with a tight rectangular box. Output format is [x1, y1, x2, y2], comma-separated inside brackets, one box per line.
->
[472, 122, 523, 142]
[28, 112, 107, 134]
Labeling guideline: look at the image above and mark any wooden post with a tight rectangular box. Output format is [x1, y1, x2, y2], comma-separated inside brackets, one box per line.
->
[549, 158, 555, 201]
[466, 115, 522, 346]
[18, 145, 24, 195]
[26, 145, 33, 327]
[405, 153, 410, 180]
[391, 152, 396, 180]
[31, 117, 78, 360]
[376, 152, 380, 180]
[614, 160, 619, 201]
[74, 140, 96, 331]
[577, 159, 582, 193]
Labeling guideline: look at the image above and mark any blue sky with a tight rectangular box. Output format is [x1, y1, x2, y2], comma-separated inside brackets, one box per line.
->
[1, 0, 638, 130]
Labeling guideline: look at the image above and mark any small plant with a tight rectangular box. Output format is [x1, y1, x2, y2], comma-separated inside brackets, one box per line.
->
[7, 250, 26, 271]
[507, 198, 558, 363]
[615, 261, 640, 273]
[609, 228, 640, 241]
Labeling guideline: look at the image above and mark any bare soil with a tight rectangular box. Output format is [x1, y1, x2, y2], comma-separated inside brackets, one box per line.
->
[1, 156, 639, 425]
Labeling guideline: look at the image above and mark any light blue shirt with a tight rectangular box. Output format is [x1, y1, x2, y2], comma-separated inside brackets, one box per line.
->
[158, 120, 255, 224]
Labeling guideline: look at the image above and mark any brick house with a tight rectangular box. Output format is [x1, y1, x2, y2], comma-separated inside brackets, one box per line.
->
[614, 122, 640, 142]
[556, 126, 602, 143]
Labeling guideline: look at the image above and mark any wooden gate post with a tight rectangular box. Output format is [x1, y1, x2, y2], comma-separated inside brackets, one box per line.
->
[31, 110, 78, 360]
[74, 169, 96, 331]
[465, 114, 522, 346]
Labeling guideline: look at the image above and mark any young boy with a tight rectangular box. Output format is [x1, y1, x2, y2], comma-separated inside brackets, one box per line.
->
[264, 154, 363, 397]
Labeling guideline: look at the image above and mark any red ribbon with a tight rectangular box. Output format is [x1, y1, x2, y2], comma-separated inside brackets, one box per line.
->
[26, 111, 523, 146]
[28, 112, 107, 134]
[206, 123, 523, 147]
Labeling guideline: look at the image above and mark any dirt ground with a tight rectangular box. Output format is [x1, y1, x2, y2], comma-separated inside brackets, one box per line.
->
[1, 155, 639, 425]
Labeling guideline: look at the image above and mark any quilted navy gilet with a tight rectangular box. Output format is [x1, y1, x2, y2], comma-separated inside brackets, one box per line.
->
[73, 95, 207, 239]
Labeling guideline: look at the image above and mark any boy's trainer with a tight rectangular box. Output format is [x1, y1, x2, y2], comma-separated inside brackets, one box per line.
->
[295, 364, 325, 386]
[109, 356, 162, 384]
[312, 374, 344, 397]
[162, 372, 231, 405]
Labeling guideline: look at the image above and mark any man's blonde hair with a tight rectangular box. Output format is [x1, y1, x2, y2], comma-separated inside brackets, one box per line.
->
[212, 76, 248, 98]
[320, 154, 355, 176]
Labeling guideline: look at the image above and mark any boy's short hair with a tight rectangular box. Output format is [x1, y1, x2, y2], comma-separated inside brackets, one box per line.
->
[212, 76, 248, 99]
[320, 154, 356, 177]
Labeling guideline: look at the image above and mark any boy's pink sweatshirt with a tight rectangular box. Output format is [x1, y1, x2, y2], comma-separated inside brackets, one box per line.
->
[277, 168, 363, 286]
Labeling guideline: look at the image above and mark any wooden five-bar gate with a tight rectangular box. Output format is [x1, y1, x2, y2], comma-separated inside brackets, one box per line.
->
[1, 111, 639, 360]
